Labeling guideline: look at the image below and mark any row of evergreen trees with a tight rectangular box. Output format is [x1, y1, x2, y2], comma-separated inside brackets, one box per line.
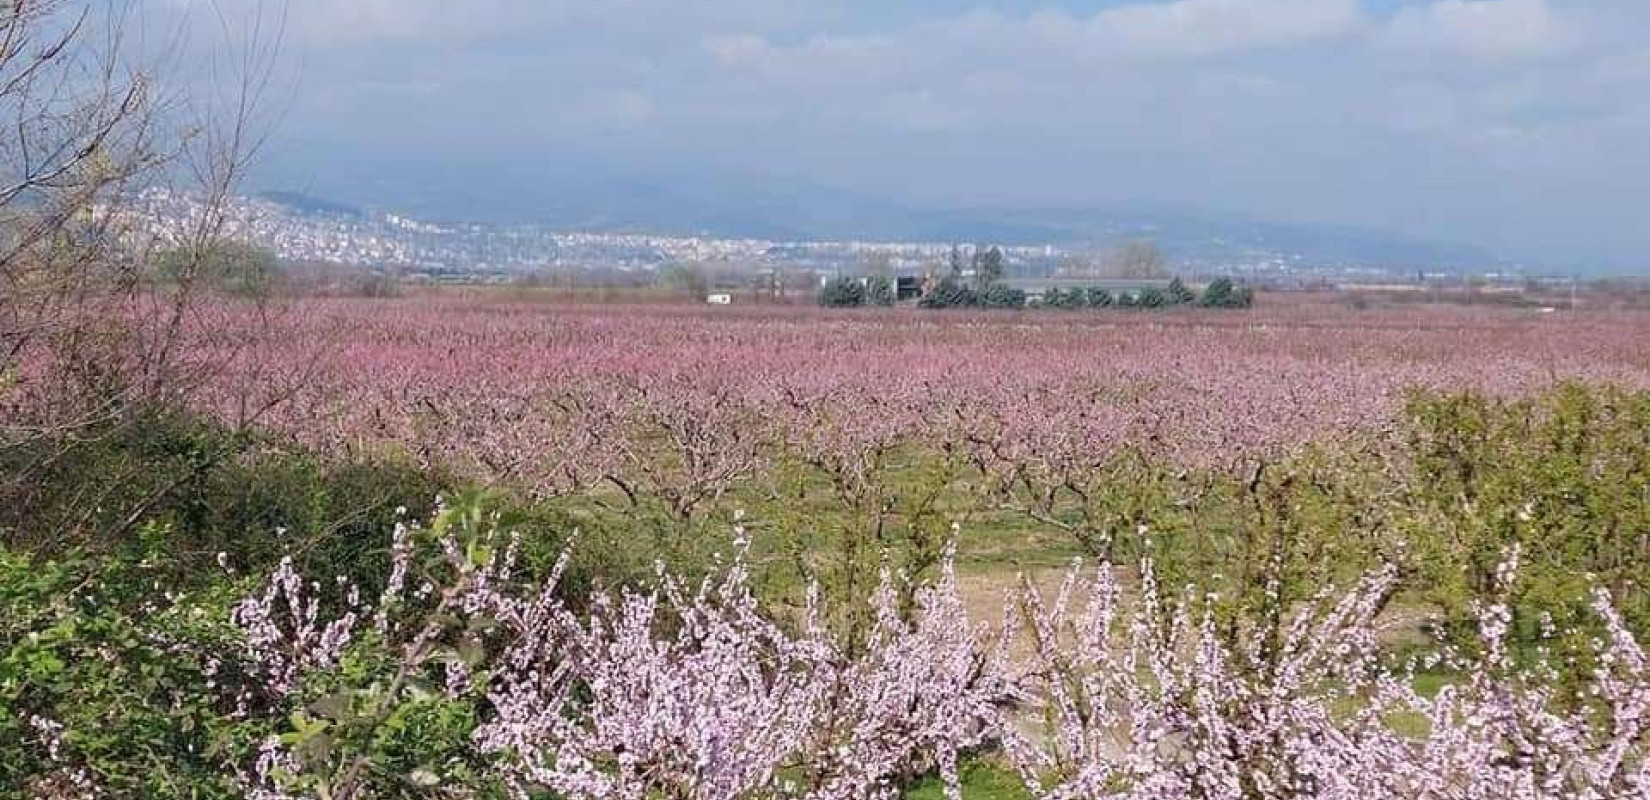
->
[821, 274, 1253, 310]
[818, 274, 898, 307]
[1040, 277, 1254, 310]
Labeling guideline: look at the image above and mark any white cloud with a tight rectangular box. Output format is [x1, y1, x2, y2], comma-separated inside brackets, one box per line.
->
[702, 31, 902, 85]
[877, 90, 976, 133]
[163, 0, 1650, 264]
[705, 0, 1364, 81]
[278, 0, 819, 48]
[287, 0, 505, 45]
[704, 34, 773, 67]
[1086, 0, 1366, 58]
[592, 89, 657, 126]
[937, 0, 1366, 62]
[1378, 0, 1568, 61]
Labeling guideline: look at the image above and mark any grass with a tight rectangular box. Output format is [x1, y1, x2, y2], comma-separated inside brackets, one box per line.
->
[905, 759, 1030, 800]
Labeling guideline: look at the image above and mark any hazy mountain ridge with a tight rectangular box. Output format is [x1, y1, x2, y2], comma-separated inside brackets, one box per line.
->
[252, 172, 1504, 271]
[255, 191, 363, 219]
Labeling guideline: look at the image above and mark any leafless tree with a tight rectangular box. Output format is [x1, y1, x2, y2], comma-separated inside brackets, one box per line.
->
[2, 1, 155, 430]
[0, 0, 292, 547]
[1108, 239, 1170, 279]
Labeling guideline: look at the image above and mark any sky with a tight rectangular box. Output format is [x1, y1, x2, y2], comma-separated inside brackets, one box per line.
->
[156, 0, 1650, 268]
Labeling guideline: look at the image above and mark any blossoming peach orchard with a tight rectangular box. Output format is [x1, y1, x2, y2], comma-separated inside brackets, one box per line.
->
[188, 300, 1650, 485]
[78, 508, 1650, 799]
[6, 298, 1650, 799]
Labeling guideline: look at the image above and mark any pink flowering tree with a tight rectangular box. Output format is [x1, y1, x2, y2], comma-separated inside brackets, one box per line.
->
[213, 500, 1650, 800]
[798, 549, 1018, 800]
[478, 527, 1016, 800]
[1359, 550, 1650, 798]
[227, 497, 565, 800]
[1000, 555, 1395, 799]
[773, 379, 961, 639]
[603, 375, 772, 528]
[480, 528, 829, 800]
[950, 384, 1146, 563]
[1002, 547, 1650, 799]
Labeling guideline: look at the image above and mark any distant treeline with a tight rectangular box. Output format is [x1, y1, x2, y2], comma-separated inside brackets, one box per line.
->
[821, 273, 1253, 310]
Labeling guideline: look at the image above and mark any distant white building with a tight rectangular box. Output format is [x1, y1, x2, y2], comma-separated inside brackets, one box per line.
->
[706, 293, 732, 305]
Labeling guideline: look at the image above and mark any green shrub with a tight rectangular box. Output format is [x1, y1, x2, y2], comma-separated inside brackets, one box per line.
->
[919, 278, 978, 308]
[0, 544, 241, 799]
[865, 275, 896, 306]
[0, 411, 449, 589]
[980, 283, 1027, 309]
[1043, 288, 1084, 310]
[1199, 277, 1253, 308]
[1399, 384, 1650, 639]
[1167, 276, 1196, 305]
[819, 276, 867, 307]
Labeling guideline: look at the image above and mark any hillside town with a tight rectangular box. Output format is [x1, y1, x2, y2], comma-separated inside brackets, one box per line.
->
[113, 188, 1453, 287]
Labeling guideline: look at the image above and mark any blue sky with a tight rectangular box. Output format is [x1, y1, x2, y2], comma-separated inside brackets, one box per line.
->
[162, 0, 1650, 267]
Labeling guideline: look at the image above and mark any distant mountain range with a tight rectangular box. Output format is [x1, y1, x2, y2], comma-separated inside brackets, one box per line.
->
[256, 191, 363, 219]
[254, 174, 1504, 272]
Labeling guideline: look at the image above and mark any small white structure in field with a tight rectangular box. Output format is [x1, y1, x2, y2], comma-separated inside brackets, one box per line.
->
[706, 293, 732, 305]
